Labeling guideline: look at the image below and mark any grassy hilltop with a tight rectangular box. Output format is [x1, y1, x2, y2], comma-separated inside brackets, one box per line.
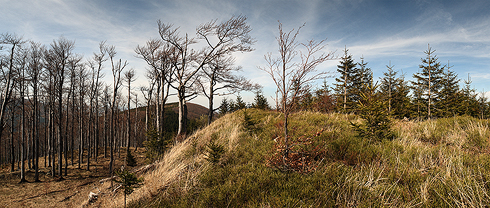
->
[123, 109, 490, 207]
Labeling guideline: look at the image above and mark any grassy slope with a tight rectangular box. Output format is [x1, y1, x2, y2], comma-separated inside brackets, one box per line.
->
[127, 109, 490, 207]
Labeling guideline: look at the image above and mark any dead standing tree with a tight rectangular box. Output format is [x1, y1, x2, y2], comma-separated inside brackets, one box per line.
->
[196, 55, 260, 125]
[135, 39, 173, 134]
[259, 22, 333, 170]
[45, 37, 75, 179]
[124, 68, 136, 166]
[27, 41, 44, 182]
[87, 41, 107, 171]
[0, 33, 25, 147]
[106, 44, 127, 188]
[157, 15, 254, 138]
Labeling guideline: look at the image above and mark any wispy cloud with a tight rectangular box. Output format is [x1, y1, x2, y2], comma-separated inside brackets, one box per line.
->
[2, 0, 490, 104]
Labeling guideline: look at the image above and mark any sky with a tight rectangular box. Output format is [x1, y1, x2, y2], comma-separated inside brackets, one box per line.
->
[2, 0, 490, 108]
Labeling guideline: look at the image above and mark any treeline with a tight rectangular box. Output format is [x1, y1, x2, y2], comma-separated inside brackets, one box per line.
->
[331, 45, 486, 120]
[226, 45, 486, 120]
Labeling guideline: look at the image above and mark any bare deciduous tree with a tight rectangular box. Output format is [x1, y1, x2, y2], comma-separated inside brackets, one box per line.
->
[259, 22, 333, 169]
[27, 41, 44, 182]
[106, 44, 127, 187]
[87, 41, 107, 171]
[77, 60, 88, 169]
[196, 55, 260, 125]
[124, 68, 136, 165]
[45, 37, 75, 179]
[0, 33, 25, 146]
[135, 39, 173, 133]
[157, 15, 254, 137]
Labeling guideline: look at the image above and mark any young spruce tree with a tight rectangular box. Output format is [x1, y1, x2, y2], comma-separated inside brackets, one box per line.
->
[438, 61, 461, 117]
[380, 62, 411, 118]
[352, 82, 393, 141]
[333, 47, 357, 113]
[411, 44, 444, 119]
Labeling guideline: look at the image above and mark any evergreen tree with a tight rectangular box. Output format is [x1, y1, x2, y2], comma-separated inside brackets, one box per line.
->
[351, 56, 373, 106]
[235, 95, 247, 110]
[438, 62, 461, 117]
[333, 47, 357, 113]
[114, 169, 144, 208]
[411, 44, 445, 119]
[380, 62, 411, 118]
[380, 62, 397, 114]
[461, 74, 479, 116]
[351, 83, 393, 141]
[392, 79, 412, 119]
[299, 90, 314, 111]
[219, 98, 230, 115]
[477, 91, 489, 119]
[229, 100, 237, 112]
[312, 80, 335, 113]
[252, 91, 269, 110]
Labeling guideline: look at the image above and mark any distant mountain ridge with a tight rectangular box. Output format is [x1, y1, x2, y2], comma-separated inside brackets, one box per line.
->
[166, 102, 209, 120]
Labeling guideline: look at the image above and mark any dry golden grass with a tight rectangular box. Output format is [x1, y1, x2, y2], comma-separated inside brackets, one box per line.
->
[104, 111, 247, 207]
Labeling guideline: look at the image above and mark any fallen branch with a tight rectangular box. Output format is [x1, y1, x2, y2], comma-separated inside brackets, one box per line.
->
[59, 190, 79, 202]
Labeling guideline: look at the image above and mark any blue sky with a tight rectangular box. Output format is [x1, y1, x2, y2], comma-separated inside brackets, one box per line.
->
[2, 0, 490, 107]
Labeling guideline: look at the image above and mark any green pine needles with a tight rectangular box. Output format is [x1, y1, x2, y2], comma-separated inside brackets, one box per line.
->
[114, 168, 143, 208]
[351, 83, 393, 141]
[205, 135, 226, 164]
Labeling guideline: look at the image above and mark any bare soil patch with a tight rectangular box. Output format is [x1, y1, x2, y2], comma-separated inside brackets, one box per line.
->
[0, 147, 146, 208]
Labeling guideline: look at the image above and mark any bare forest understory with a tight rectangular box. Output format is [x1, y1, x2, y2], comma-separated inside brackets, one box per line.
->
[0, 147, 147, 208]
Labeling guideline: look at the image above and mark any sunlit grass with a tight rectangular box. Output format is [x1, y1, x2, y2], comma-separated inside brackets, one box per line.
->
[127, 111, 490, 207]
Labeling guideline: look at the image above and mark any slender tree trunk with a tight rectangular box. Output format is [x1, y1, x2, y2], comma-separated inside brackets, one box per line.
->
[87, 103, 92, 171]
[207, 83, 214, 125]
[27, 110, 31, 170]
[71, 92, 75, 166]
[104, 103, 108, 158]
[20, 82, 27, 183]
[95, 94, 100, 163]
[134, 98, 139, 151]
[34, 81, 40, 182]
[58, 96, 64, 179]
[10, 106, 15, 172]
[156, 82, 161, 133]
[48, 105, 52, 169]
[428, 54, 432, 119]
[50, 106, 55, 177]
[64, 91, 70, 176]
[79, 99, 84, 169]
[110, 101, 115, 188]
[343, 65, 347, 112]
[145, 99, 150, 143]
[160, 76, 166, 133]
[177, 87, 187, 137]
[126, 80, 131, 166]
[44, 103, 47, 168]
[282, 63, 289, 160]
